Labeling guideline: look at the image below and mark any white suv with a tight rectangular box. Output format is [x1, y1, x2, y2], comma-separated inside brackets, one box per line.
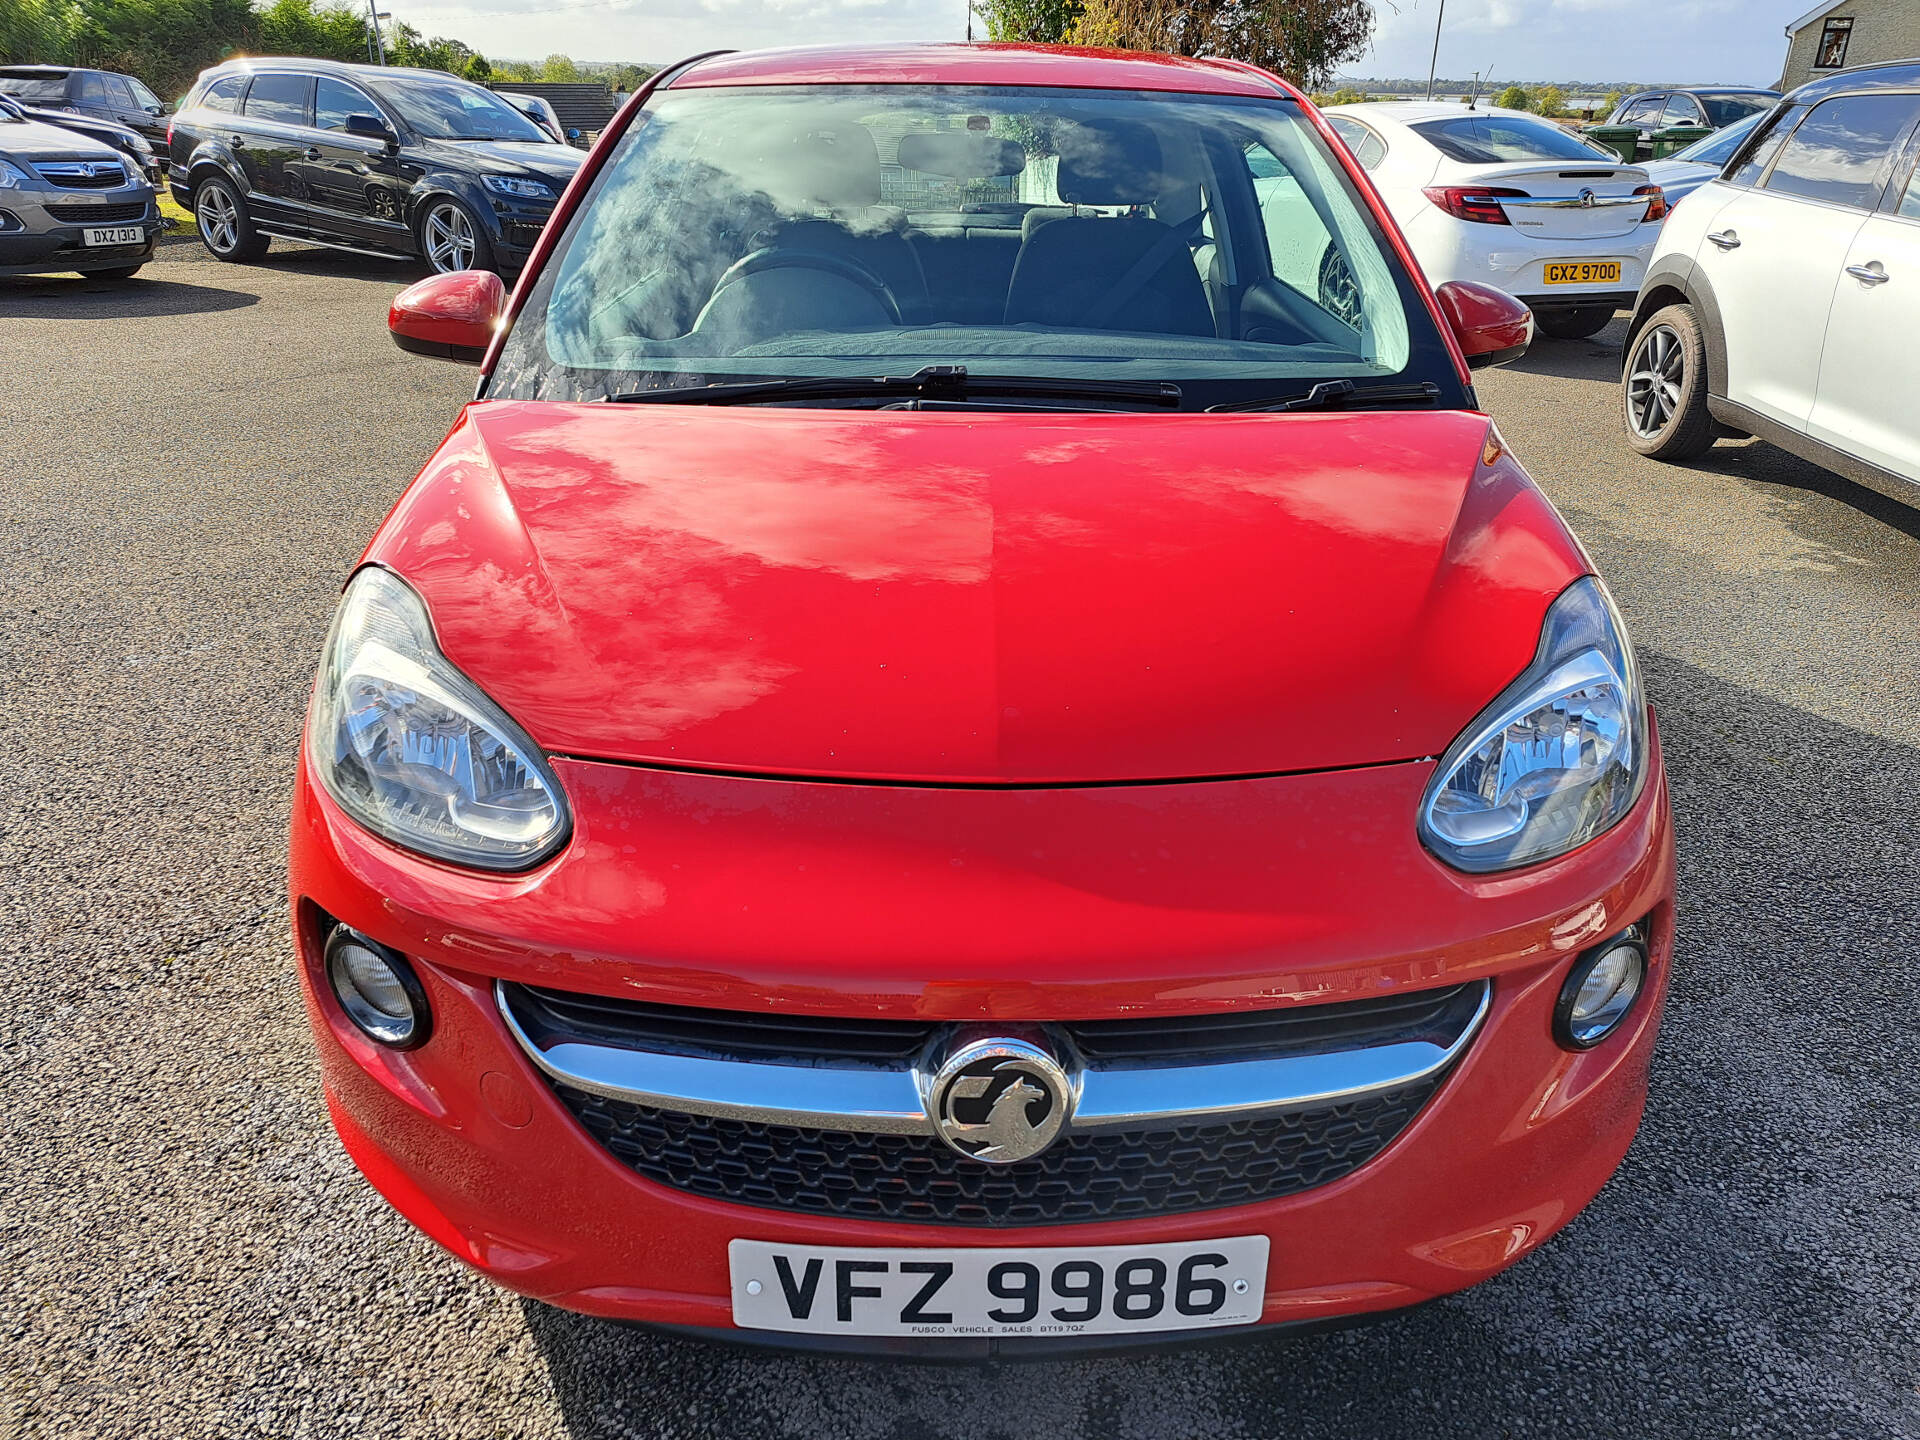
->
[1623, 62, 1920, 501]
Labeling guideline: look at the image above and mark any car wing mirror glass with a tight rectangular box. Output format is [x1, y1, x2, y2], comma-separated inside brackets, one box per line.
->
[344, 113, 396, 146]
[389, 269, 506, 365]
[1434, 280, 1533, 370]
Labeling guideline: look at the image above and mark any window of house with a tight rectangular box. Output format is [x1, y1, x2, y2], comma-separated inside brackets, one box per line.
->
[1817, 17, 1854, 69]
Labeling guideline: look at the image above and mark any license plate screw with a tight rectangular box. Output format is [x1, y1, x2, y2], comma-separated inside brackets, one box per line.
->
[1233, 1279, 1249, 1294]
[746, 1279, 763, 1296]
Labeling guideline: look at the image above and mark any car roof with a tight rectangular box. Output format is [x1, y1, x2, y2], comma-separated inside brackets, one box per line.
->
[198, 56, 462, 85]
[0, 65, 76, 75]
[1325, 101, 1540, 125]
[1790, 57, 1920, 104]
[1620, 85, 1776, 97]
[668, 43, 1297, 99]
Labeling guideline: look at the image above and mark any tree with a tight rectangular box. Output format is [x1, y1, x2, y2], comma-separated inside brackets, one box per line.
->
[1072, 0, 1375, 91]
[1603, 89, 1624, 115]
[539, 52, 580, 83]
[1534, 84, 1565, 117]
[462, 52, 491, 81]
[973, 0, 1081, 42]
[1495, 84, 1531, 111]
[1327, 84, 1366, 106]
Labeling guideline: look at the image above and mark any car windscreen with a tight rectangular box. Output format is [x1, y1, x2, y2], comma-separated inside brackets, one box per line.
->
[0, 75, 69, 104]
[490, 83, 1467, 410]
[371, 75, 546, 141]
[1699, 93, 1774, 128]
[1412, 114, 1614, 164]
[1671, 109, 1766, 165]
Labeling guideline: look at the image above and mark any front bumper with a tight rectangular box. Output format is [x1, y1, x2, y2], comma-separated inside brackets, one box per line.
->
[0, 192, 159, 275]
[290, 731, 1675, 1351]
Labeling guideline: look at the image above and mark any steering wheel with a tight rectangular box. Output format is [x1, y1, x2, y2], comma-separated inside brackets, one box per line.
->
[706, 246, 903, 326]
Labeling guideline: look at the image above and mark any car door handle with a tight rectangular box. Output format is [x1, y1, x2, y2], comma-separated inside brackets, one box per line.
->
[228, 134, 245, 148]
[1707, 230, 1739, 250]
[1845, 262, 1890, 285]
[303, 147, 322, 160]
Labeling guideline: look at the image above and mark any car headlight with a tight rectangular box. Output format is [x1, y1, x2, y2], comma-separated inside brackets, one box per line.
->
[306, 566, 570, 870]
[481, 174, 554, 200]
[1419, 576, 1645, 872]
[0, 159, 28, 189]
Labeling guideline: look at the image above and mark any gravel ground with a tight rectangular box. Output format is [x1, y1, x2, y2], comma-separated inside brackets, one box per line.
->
[2, 240, 1916, 1440]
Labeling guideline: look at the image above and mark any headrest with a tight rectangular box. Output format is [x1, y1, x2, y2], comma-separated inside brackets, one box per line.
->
[721, 117, 882, 209]
[1054, 120, 1165, 206]
[896, 131, 1026, 179]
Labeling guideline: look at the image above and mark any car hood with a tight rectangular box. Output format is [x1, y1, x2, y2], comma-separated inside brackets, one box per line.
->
[432, 137, 581, 183]
[0, 115, 123, 163]
[368, 403, 1588, 784]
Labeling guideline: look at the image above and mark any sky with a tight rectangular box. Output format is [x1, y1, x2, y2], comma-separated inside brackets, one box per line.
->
[392, 0, 1797, 88]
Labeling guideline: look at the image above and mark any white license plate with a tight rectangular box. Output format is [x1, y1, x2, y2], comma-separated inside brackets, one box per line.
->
[729, 1235, 1268, 1338]
[83, 226, 142, 247]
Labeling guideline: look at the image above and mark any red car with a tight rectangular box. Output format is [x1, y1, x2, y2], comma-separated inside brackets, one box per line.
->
[293, 43, 1673, 1356]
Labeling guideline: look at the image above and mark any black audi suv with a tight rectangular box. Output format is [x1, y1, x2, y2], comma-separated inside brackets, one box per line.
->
[167, 59, 583, 274]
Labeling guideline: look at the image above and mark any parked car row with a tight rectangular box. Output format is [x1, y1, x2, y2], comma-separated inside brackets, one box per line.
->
[0, 96, 160, 280]
[0, 63, 172, 160]
[165, 58, 582, 275]
[1624, 58, 1920, 501]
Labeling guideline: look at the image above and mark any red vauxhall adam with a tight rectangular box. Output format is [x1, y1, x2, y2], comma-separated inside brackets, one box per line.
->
[292, 44, 1674, 1355]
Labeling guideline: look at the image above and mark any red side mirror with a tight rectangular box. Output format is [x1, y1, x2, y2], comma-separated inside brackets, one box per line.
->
[1434, 280, 1533, 370]
[389, 270, 506, 365]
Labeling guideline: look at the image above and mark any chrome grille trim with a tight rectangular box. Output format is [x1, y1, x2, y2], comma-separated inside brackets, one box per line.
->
[497, 978, 1490, 1138]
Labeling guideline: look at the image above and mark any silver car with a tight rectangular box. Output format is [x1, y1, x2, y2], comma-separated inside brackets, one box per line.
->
[0, 102, 159, 279]
[1637, 109, 1768, 215]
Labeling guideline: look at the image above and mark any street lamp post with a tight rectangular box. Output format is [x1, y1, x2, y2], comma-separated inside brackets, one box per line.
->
[367, 0, 388, 64]
[1425, 0, 1446, 99]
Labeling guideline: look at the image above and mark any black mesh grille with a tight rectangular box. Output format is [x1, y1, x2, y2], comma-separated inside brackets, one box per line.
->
[47, 202, 146, 223]
[554, 1078, 1443, 1226]
[36, 165, 125, 189]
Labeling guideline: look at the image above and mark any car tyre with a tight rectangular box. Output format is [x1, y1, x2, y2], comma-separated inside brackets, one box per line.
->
[1623, 303, 1715, 460]
[194, 174, 268, 262]
[417, 197, 493, 275]
[1537, 306, 1616, 340]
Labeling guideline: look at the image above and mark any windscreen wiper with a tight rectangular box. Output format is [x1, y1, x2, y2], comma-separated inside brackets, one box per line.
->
[603, 365, 1182, 409]
[1207, 380, 1443, 413]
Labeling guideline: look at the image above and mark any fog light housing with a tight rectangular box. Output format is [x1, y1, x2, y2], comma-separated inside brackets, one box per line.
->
[1554, 931, 1647, 1050]
[324, 927, 431, 1050]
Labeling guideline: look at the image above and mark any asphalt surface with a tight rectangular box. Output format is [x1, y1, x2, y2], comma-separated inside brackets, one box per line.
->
[3, 237, 1917, 1440]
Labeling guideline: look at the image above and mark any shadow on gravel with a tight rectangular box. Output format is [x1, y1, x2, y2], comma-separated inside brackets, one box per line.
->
[509, 655, 1919, 1440]
[256, 245, 426, 283]
[1675, 441, 1920, 544]
[1504, 330, 1625, 381]
[0, 275, 260, 317]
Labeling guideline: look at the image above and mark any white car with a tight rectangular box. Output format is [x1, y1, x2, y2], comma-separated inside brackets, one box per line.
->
[1622, 62, 1920, 501]
[1324, 102, 1665, 339]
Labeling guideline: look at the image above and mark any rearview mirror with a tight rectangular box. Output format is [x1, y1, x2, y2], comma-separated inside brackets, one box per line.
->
[389, 269, 505, 364]
[1434, 280, 1533, 369]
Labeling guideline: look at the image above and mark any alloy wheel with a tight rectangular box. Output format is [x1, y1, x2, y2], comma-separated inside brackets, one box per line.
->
[423, 203, 476, 273]
[199, 184, 238, 254]
[1626, 323, 1685, 439]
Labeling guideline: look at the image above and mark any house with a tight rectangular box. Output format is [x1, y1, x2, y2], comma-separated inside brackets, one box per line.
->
[1779, 1, 1920, 89]
[487, 81, 617, 146]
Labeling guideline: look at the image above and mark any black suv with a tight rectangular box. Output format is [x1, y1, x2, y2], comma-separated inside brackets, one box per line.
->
[0, 65, 171, 160]
[167, 59, 583, 274]
[1600, 88, 1780, 158]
